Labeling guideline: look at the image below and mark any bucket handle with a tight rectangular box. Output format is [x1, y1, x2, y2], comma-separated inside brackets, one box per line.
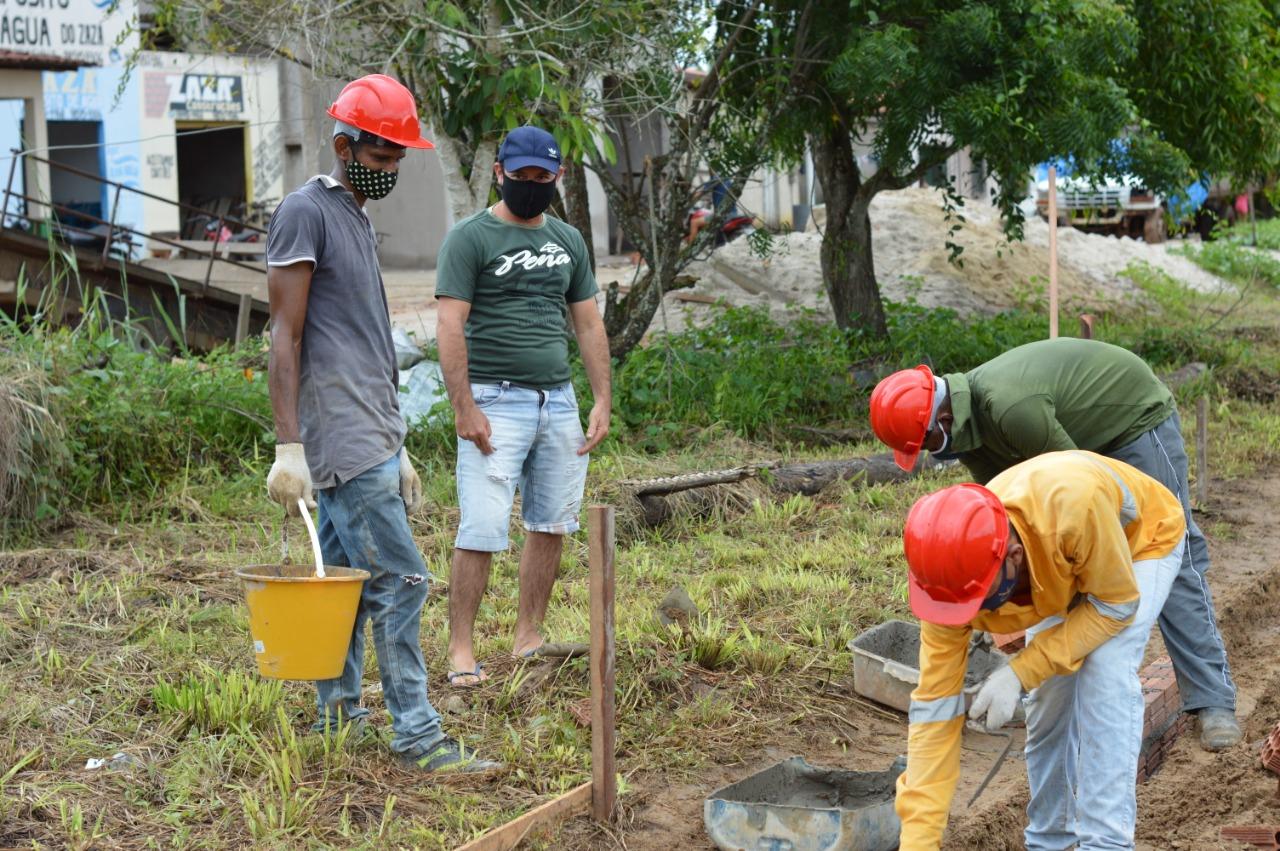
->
[297, 498, 326, 578]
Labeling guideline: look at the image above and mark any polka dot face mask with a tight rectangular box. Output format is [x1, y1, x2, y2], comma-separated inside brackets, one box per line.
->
[346, 156, 399, 200]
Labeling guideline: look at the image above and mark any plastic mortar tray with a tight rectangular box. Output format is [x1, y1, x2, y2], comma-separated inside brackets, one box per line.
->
[704, 755, 905, 851]
[848, 619, 1007, 714]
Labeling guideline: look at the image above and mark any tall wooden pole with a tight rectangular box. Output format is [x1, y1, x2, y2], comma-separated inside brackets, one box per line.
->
[1048, 165, 1059, 338]
[588, 505, 617, 824]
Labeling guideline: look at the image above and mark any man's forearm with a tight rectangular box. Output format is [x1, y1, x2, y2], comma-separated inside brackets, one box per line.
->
[268, 330, 303, 443]
[437, 321, 475, 411]
[577, 320, 612, 405]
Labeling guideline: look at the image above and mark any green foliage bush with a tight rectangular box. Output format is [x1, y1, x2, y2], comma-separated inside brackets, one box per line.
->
[607, 302, 1047, 449]
[2, 285, 271, 522]
[7, 249, 1271, 520]
[1179, 240, 1280, 289]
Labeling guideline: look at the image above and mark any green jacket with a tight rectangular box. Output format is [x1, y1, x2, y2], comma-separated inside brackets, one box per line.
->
[943, 338, 1175, 484]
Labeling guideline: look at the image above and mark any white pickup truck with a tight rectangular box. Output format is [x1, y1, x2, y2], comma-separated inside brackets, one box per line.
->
[1034, 174, 1165, 242]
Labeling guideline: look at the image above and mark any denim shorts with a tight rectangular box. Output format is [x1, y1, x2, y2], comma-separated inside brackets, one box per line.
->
[455, 381, 589, 551]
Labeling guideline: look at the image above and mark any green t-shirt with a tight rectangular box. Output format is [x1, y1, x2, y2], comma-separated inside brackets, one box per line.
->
[434, 208, 598, 389]
[943, 338, 1176, 484]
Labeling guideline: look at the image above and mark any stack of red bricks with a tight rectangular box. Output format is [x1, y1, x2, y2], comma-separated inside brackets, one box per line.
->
[1263, 720, 1280, 799]
[987, 636, 1189, 782]
[1217, 722, 1280, 848]
[992, 630, 1026, 653]
[1220, 825, 1280, 849]
[1138, 655, 1192, 783]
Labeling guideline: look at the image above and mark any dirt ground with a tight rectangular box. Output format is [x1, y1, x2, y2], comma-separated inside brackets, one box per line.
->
[567, 470, 1280, 850]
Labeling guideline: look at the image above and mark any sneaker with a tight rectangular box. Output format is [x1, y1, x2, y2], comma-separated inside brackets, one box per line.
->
[401, 737, 503, 773]
[1198, 707, 1243, 751]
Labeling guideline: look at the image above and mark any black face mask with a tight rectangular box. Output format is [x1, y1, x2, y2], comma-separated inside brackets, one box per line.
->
[500, 175, 557, 219]
[346, 156, 398, 200]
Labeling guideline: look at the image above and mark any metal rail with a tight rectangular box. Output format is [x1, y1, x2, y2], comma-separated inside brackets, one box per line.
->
[3, 149, 269, 292]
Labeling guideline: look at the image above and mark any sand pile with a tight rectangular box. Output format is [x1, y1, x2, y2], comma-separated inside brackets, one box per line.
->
[672, 186, 1234, 324]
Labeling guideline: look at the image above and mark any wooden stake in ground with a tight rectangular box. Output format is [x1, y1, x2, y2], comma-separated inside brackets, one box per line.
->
[589, 504, 618, 823]
[1079, 314, 1095, 340]
[1197, 396, 1209, 507]
[1048, 165, 1059, 339]
[454, 506, 618, 848]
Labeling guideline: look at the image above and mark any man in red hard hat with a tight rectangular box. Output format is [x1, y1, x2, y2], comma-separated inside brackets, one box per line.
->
[265, 74, 498, 772]
[869, 338, 1240, 752]
[894, 451, 1186, 849]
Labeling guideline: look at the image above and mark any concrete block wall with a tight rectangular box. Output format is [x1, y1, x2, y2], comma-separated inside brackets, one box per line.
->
[1138, 655, 1192, 783]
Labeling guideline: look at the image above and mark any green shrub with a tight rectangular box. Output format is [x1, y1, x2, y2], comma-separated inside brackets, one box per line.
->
[2, 274, 271, 521]
[1178, 241, 1280, 289]
[606, 302, 1048, 450]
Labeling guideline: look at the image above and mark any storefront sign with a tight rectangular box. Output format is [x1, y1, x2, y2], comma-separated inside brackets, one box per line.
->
[168, 73, 245, 119]
[0, 0, 137, 66]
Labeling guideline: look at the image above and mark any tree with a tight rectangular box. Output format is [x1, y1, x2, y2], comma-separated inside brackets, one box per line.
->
[1129, 0, 1280, 186]
[719, 0, 1210, 338]
[578, 2, 794, 357]
[145, 0, 605, 223]
[144, 0, 780, 359]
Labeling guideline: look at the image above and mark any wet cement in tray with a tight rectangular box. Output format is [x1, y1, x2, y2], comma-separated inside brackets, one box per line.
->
[717, 761, 896, 810]
[854, 620, 1002, 686]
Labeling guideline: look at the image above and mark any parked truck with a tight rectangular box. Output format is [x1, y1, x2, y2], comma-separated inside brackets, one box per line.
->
[1034, 172, 1165, 243]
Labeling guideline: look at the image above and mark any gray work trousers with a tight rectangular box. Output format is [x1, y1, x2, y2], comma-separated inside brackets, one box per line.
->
[1105, 408, 1237, 712]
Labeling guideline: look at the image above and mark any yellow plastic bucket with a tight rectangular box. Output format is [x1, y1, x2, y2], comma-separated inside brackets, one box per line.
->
[235, 564, 370, 680]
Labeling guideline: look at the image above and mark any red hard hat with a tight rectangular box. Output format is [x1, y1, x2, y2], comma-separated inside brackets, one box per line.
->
[870, 365, 935, 471]
[903, 484, 1009, 626]
[327, 74, 434, 149]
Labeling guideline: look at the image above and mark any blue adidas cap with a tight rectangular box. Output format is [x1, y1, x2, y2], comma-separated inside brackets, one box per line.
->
[498, 125, 562, 174]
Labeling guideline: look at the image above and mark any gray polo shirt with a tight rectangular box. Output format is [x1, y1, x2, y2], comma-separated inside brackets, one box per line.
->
[266, 175, 405, 488]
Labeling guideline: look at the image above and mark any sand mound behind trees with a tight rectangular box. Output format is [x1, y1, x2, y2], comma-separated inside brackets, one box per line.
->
[667, 186, 1233, 325]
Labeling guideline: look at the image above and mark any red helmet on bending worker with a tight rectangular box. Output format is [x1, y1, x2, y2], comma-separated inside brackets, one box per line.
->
[869, 365, 936, 471]
[327, 74, 434, 149]
[903, 484, 1009, 626]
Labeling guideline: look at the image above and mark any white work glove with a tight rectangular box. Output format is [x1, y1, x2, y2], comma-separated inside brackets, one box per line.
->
[968, 664, 1024, 732]
[399, 448, 423, 515]
[267, 443, 315, 515]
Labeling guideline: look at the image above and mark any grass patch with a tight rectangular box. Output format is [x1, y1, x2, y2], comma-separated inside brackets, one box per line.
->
[153, 669, 284, 735]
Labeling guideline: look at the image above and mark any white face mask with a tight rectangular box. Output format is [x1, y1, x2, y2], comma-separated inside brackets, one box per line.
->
[927, 376, 951, 456]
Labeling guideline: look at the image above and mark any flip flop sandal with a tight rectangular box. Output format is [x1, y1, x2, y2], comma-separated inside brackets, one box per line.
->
[446, 663, 485, 688]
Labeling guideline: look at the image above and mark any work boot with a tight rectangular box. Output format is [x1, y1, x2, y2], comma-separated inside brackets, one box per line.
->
[401, 736, 503, 773]
[1197, 707, 1243, 751]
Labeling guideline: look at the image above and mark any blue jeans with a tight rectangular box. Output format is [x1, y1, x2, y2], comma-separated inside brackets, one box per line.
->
[1023, 539, 1185, 850]
[311, 453, 444, 758]
[1106, 409, 1237, 712]
[455, 381, 588, 551]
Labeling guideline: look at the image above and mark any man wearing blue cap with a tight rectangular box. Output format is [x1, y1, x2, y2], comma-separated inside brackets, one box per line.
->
[435, 125, 611, 686]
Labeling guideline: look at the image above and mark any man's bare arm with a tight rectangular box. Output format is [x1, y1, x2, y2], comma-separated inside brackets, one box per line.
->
[267, 263, 313, 443]
[437, 295, 493, 454]
[569, 298, 612, 454]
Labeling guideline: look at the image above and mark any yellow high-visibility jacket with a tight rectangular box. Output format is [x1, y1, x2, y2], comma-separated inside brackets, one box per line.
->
[894, 451, 1186, 849]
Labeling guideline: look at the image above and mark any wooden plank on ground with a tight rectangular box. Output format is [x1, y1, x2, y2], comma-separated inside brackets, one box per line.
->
[455, 782, 592, 851]
[588, 504, 617, 823]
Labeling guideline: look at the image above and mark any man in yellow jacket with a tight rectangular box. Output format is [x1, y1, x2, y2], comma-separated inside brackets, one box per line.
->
[894, 451, 1186, 850]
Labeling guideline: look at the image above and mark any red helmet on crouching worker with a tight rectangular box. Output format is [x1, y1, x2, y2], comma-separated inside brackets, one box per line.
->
[327, 74, 434, 149]
[870, 364, 935, 471]
[903, 484, 1009, 626]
